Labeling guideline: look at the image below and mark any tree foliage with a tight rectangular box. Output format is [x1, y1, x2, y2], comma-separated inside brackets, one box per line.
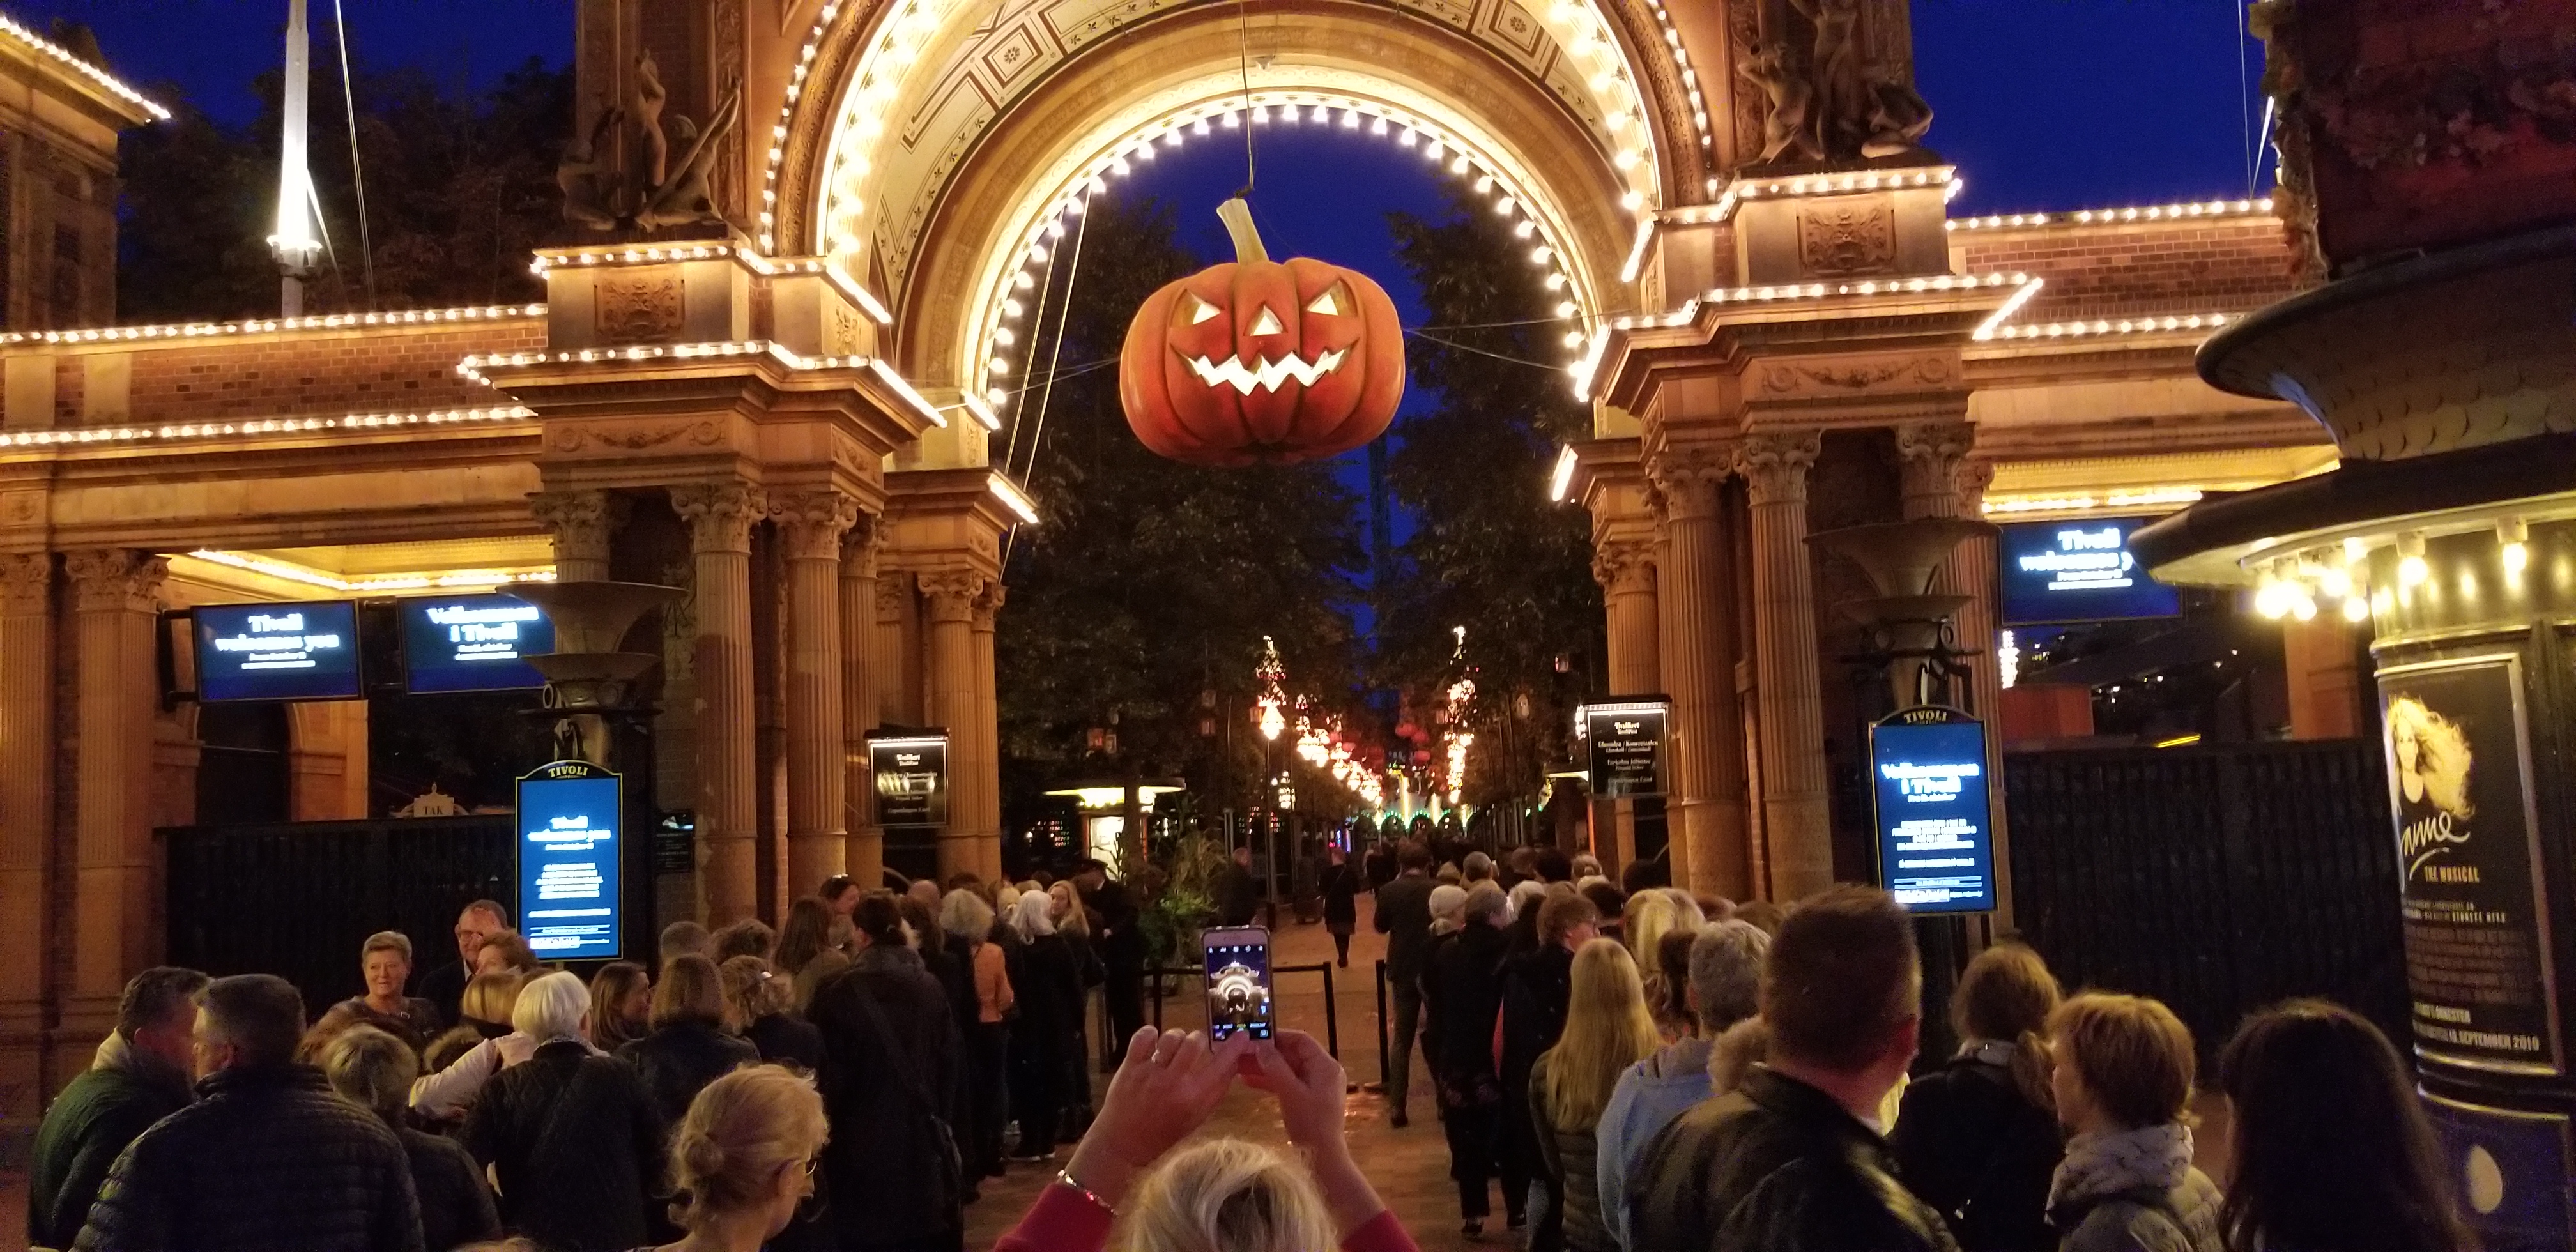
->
[1378, 187, 1606, 805]
[993, 195, 1367, 821]
[119, 57, 570, 321]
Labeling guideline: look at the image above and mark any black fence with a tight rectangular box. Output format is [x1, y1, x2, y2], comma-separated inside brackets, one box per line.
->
[161, 816, 514, 1014]
[2004, 739, 2408, 1060]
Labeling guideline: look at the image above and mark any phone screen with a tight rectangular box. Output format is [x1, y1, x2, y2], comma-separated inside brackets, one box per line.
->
[1203, 927, 1274, 1041]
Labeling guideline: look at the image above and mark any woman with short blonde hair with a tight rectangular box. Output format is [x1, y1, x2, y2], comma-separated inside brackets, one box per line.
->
[642, 1064, 831, 1252]
[325, 1026, 500, 1251]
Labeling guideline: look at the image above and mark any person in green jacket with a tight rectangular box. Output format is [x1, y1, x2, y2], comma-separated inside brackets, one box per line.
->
[27, 966, 208, 1250]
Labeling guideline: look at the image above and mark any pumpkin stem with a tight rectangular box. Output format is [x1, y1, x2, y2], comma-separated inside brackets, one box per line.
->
[1216, 197, 1269, 264]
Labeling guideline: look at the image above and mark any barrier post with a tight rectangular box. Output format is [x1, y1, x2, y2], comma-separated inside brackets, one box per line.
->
[1374, 959, 1391, 1089]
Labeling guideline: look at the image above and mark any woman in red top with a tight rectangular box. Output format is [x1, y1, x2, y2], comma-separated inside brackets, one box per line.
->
[995, 1026, 1418, 1252]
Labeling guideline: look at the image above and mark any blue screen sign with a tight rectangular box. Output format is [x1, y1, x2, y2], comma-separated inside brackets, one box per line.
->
[401, 593, 553, 693]
[1869, 713, 1996, 914]
[194, 600, 364, 702]
[516, 760, 622, 959]
[1998, 517, 2181, 626]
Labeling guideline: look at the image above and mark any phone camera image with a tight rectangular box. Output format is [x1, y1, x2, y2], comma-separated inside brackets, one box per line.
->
[1204, 937, 1274, 1041]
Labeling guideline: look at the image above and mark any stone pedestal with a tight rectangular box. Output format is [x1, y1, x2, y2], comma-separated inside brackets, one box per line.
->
[1739, 431, 1832, 900]
[672, 482, 764, 924]
[1650, 443, 1749, 899]
[774, 490, 857, 897]
[920, 570, 987, 881]
[66, 549, 166, 1028]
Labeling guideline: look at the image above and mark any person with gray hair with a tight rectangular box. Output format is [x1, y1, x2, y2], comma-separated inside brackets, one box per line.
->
[1429, 883, 1469, 936]
[28, 966, 206, 1249]
[1462, 850, 1495, 883]
[73, 974, 422, 1252]
[324, 1027, 500, 1252]
[1593, 920, 1771, 1251]
[462, 970, 666, 1252]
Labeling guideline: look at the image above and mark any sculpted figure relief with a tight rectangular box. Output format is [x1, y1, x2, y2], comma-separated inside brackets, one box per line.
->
[560, 52, 746, 233]
[1739, 0, 1935, 167]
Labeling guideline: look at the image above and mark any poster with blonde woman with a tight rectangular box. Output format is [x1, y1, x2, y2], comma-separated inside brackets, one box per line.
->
[2379, 655, 2559, 1074]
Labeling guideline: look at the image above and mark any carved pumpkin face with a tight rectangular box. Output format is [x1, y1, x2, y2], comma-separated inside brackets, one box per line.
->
[1119, 207, 1404, 467]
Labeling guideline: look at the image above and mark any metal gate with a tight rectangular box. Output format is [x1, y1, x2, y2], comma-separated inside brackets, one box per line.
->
[2004, 740, 2407, 1060]
[160, 816, 514, 1012]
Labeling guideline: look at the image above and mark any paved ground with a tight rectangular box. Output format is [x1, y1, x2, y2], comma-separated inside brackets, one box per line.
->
[963, 891, 1489, 1252]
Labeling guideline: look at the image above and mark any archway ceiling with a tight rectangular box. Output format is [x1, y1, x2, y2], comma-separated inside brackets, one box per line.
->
[841, 0, 1633, 302]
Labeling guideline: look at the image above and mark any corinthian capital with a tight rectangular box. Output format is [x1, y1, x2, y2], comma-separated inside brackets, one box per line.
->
[1591, 540, 1657, 596]
[670, 481, 768, 553]
[528, 489, 629, 561]
[769, 490, 861, 560]
[0, 551, 52, 616]
[64, 548, 167, 613]
[973, 581, 1008, 627]
[1894, 421, 1978, 516]
[1735, 430, 1821, 505]
[840, 514, 885, 574]
[917, 569, 990, 621]
[1647, 441, 1734, 520]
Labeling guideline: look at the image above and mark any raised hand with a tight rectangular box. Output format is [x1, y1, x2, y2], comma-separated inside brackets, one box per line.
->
[1061, 1026, 1254, 1210]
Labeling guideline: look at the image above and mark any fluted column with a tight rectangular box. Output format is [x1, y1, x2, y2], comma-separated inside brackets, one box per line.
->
[1738, 431, 1832, 900]
[65, 549, 167, 1017]
[773, 491, 858, 899]
[1650, 444, 1749, 901]
[969, 583, 1006, 883]
[919, 570, 988, 882]
[839, 519, 884, 888]
[671, 482, 766, 924]
[0, 553, 54, 1078]
[1591, 539, 1659, 874]
[530, 489, 626, 583]
[1898, 428, 2012, 921]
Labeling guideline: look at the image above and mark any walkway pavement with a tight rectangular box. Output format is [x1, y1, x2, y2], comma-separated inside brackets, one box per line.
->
[964, 889, 1486, 1251]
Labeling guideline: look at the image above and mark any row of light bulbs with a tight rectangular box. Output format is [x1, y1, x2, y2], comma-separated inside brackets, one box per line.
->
[2251, 523, 2536, 625]
[976, 93, 1593, 411]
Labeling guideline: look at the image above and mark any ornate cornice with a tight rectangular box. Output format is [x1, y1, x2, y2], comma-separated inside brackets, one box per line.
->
[670, 482, 769, 553]
[1735, 429, 1821, 505]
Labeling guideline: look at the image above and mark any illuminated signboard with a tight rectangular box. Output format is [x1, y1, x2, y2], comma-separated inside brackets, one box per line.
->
[1869, 708, 1997, 915]
[1998, 517, 2181, 626]
[516, 760, 622, 959]
[400, 593, 554, 693]
[1583, 700, 1669, 798]
[870, 733, 949, 827]
[194, 600, 364, 702]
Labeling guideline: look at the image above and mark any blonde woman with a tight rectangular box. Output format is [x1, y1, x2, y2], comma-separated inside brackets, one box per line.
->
[1619, 890, 1706, 1037]
[640, 1065, 831, 1252]
[1530, 940, 1662, 1252]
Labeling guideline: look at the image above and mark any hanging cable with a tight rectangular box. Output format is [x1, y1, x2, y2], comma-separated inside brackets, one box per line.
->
[331, 0, 376, 306]
[1002, 183, 1099, 571]
[2235, 1, 2255, 197]
[1233, 0, 1256, 198]
[998, 204, 1078, 478]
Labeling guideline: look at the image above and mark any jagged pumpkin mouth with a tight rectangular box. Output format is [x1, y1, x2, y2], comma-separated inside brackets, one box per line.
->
[1181, 348, 1349, 395]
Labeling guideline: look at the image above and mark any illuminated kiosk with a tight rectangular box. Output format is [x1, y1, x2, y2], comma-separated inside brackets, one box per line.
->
[2131, 3, 2576, 1241]
[1043, 778, 1186, 871]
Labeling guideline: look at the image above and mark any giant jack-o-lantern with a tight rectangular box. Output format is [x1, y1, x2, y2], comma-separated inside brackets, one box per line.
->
[1119, 199, 1406, 466]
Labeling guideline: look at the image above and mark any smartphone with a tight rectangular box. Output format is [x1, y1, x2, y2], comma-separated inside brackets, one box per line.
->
[1202, 925, 1275, 1042]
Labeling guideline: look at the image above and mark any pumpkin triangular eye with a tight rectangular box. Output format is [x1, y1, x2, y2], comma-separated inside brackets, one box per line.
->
[1187, 294, 1220, 325]
[1249, 307, 1284, 335]
[1306, 284, 1349, 316]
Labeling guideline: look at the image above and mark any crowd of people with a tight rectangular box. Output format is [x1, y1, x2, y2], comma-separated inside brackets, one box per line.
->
[24, 839, 2483, 1252]
[26, 861, 1151, 1252]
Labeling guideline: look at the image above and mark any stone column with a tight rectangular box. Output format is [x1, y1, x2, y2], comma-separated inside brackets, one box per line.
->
[839, 519, 884, 887]
[970, 582, 1006, 883]
[1899, 424, 2013, 919]
[671, 482, 766, 924]
[1738, 431, 1832, 900]
[919, 570, 988, 881]
[1650, 444, 1749, 901]
[65, 549, 167, 1020]
[0, 553, 53, 1098]
[772, 491, 858, 899]
[1592, 539, 1659, 874]
[530, 489, 626, 582]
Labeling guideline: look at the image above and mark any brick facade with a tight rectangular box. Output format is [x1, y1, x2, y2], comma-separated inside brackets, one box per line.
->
[1958, 219, 2301, 323]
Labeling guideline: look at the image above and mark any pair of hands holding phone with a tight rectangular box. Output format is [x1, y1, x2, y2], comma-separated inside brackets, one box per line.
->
[1061, 1026, 1384, 1235]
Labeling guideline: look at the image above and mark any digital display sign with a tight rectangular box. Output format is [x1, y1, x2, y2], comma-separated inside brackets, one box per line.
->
[1869, 712, 1997, 914]
[194, 601, 364, 702]
[400, 593, 553, 693]
[516, 760, 622, 960]
[871, 733, 949, 827]
[1584, 701, 1668, 798]
[1998, 517, 2181, 626]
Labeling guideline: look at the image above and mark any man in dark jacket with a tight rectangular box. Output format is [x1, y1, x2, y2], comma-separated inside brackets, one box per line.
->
[417, 899, 509, 1027]
[809, 893, 967, 1252]
[1373, 841, 1436, 1127]
[75, 973, 422, 1252]
[1215, 844, 1261, 926]
[29, 966, 208, 1249]
[1075, 859, 1146, 1052]
[1632, 885, 1959, 1252]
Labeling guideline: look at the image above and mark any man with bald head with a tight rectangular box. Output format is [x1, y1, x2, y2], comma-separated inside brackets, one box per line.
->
[418, 899, 507, 1027]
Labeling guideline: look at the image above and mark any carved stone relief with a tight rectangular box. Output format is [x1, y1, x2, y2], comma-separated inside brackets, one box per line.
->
[596, 275, 685, 345]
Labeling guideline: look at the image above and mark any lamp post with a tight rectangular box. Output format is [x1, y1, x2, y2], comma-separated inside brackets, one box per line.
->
[268, 0, 322, 315]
